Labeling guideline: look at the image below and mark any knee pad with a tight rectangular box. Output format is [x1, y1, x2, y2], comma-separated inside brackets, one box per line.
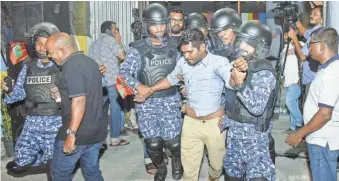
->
[249, 178, 268, 181]
[145, 137, 164, 166]
[164, 136, 180, 158]
[268, 134, 275, 165]
[224, 175, 245, 181]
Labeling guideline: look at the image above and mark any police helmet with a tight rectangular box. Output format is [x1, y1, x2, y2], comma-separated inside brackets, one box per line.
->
[142, 3, 170, 39]
[185, 13, 208, 29]
[232, 20, 272, 60]
[210, 8, 241, 33]
[209, 8, 242, 56]
[30, 22, 60, 43]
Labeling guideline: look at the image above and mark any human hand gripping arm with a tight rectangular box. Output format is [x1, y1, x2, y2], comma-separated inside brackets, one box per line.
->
[134, 57, 184, 102]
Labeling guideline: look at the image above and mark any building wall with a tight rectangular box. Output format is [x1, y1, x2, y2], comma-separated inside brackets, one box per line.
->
[71, 1, 143, 55]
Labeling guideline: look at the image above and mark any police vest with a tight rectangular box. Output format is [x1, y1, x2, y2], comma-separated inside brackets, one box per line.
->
[130, 38, 178, 98]
[224, 59, 278, 132]
[24, 59, 61, 116]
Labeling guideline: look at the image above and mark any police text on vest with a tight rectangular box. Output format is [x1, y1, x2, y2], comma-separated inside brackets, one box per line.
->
[27, 76, 52, 84]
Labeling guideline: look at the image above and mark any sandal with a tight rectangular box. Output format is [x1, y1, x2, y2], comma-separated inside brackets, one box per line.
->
[109, 139, 130, 146]
[145, 162, 157, 175]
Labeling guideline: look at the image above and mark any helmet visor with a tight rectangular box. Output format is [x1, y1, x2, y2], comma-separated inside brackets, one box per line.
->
[142, 18, 170, 40]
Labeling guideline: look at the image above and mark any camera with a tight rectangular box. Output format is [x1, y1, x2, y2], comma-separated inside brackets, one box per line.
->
[4, 76, 13, 94]
[272, 2, 302, 33]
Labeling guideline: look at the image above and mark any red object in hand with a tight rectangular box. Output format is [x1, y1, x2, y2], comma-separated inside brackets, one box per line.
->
[116, 75, 134, 99]
[9, 41, 28, 65]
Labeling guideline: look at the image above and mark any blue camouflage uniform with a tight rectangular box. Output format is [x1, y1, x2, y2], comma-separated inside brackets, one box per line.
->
[5, 60, 62, 167]
[119, 38, 182, 140]
[221, 70, 276, 181]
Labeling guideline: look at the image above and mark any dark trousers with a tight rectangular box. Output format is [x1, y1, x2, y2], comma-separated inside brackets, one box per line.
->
[51, 140, 104, 181]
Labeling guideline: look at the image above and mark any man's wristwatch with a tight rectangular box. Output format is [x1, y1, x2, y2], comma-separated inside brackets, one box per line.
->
[66, 129, 77, 135]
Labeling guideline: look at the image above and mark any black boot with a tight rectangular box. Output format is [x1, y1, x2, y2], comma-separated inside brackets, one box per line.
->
[46, 159, 52, 181]
[268, 134, 275, 165]
[6, 160, 28, 174]
[154, 163, 167, 181]
[171, 157, 183, 180]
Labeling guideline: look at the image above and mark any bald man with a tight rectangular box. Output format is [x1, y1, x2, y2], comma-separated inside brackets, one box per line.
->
[46, 32, 106, 181]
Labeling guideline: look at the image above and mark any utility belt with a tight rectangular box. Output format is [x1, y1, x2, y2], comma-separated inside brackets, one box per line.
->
[225, 108, 274, 132]
[26, 100, 61, 116]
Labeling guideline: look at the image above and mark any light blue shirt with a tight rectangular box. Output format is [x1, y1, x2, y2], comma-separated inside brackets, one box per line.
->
[301, 24, 322, 85]
[167, 52, 232, 117]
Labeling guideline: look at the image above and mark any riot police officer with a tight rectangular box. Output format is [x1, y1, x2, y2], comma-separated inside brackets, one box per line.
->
[185, 13, 213, 52]
[220, 20, 277, 181]
[209, 8, 242, 58]
[211, 9, 276, 167]
[1, 22, 62, 180]
[119, 3, 183, 181]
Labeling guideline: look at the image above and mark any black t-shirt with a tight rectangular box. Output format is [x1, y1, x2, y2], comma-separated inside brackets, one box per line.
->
[56, 51, 106, 145]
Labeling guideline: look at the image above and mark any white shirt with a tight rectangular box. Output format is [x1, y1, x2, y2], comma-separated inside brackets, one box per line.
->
[281, 42, 304, 87]
[303, 55, 339, 150]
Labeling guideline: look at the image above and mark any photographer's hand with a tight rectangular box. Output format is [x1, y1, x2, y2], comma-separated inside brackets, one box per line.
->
[1, 77, 14, 95]
[287, 28, 298, 43]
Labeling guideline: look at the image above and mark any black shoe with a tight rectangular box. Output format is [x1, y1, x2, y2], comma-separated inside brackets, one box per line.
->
[171, 157, 183, 180]
[6, 160, 28, 174]
[154, 163, 167, 181]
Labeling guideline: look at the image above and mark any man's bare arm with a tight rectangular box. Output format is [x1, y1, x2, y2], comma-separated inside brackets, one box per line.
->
[292, 38, 307, 61]
[296, 21, 306, 37]
[297, 107, 333, 138]
[150, 78, 172, 92]
[68, 95, 86, 132]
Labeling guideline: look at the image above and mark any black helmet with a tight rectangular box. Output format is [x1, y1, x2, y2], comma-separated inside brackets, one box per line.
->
[209, 8, 241, 57]
[142, 3, 170, 40]
[30, 22, 60, 43]
[185, 13, 208, 29]
[210, 8, 241, 32]
[29, 22, 60, 59]
[232, 20, 272, 60]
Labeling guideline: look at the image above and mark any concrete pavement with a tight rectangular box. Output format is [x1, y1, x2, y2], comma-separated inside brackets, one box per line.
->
[1, 115, 338, 181]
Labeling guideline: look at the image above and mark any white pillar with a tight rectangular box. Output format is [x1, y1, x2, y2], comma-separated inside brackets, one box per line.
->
[326, 1, 339, 52]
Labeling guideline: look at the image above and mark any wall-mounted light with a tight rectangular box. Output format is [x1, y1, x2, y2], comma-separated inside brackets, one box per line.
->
[53, 2, 60, 14]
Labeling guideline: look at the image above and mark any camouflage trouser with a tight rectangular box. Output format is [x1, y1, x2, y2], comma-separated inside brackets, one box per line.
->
[224, 135, 276, 181]
[136, 93, 182, 140]
[15, 115, 62, 167]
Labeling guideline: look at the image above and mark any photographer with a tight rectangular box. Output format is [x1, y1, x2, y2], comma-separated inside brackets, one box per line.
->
[287, 5, 323, 98]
